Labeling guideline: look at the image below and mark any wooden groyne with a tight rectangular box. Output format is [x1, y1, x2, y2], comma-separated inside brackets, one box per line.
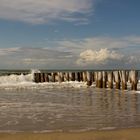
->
[34, 70, 139, 91]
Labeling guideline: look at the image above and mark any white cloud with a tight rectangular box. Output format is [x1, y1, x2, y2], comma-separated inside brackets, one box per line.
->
[0, 36, 140, 69]
[57, 36, 140, 54]
[0, 0, 93, 24]
[76, 48, 124, 66]
[0, 47, 20, 56]
[124, 36, 140, 44]
[57, 37, 129, 53]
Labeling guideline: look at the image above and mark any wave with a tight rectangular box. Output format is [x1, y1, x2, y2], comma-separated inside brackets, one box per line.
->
[0, 69, 87, 89]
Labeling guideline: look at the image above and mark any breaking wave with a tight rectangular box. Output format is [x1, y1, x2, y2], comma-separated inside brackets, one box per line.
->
[0, 69, 87, 90]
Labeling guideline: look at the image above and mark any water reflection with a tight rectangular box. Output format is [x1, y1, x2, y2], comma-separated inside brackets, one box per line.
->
[0, 88, 140, 131]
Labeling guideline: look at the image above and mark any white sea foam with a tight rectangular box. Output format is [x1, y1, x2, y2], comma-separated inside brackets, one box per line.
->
[0, 71, 87, 90]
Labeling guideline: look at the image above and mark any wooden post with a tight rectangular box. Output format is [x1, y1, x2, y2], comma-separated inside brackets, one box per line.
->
[80, 72, 83, 81]
[69, 72, 75, 81]
[119, 70, 127, 90]
[102, 71, 107, 88]
[65, 72, 69, 81]
[44, 73, 49, 82]
[58, 72, 64, 83]
[75, 72, 78, 81]
[61, 72, 64, 82]
[75, 72, 81, 82]
[34, 73, 40, 83]
[40, 73, 45, 82]
[113, 71, 120, 89]
[97, 71, 103, 88]
[92, 72, 95, 83]
[86, 71, 92, 86]
[107, 71, 113, 89]
[72, 72, 75, 81]
[51, 72, 55, 82]
[58, 72, 61, 83]
[95, 72, 98, 87]
[82, 71, 87, 82]
[130, 70, 138, 90]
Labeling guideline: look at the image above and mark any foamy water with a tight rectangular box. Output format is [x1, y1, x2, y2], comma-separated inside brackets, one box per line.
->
[0, 70, 140, 133]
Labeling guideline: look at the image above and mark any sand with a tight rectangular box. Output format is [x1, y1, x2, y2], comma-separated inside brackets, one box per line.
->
[0, 128, 140, 140]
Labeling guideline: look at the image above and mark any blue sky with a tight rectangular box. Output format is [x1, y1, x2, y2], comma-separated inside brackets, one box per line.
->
[0, 0, 140, 69]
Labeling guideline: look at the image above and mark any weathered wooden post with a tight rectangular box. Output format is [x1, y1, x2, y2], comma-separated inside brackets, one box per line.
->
[75, 72, 77, 81]
[72, 72, 75, 81]
[58, 72, 61, 83]
[119, 70, 127, 90]
[58, 72, 64, 83]
[44, 73, 49, 82]
[97, 71, 103, 88]
[102, 71, 107, 88]
[92, 72, 95, 83]
[40, 73, 45, 82]
[69, 72, 75, 81]
[34, 73, 40, 83]
[65, 72, 69, 81]
[86, 71, 92, 86]
[51, 72, 55, 82]
[79, 72, 83, 81]
[61, 72, 64, 82]
[107, 71, 113, 89]
[129, 70, 138, 90]
[113, 71, 120, 89]
[75, 72, 81, 82]
[95, 72, 98, 87]
[82, 71, 87, 82]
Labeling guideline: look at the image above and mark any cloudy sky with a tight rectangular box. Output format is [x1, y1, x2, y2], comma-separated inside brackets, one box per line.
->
[0, 0, 140, 69]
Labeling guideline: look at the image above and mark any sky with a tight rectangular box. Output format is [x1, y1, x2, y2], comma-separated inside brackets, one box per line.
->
[0, 0, 140, 69]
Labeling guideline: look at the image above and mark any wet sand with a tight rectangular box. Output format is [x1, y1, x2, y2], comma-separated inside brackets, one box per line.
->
[0, 128, 140, 140]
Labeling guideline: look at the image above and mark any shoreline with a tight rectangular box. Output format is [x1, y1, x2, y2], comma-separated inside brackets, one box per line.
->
[0, 128, 140, 140]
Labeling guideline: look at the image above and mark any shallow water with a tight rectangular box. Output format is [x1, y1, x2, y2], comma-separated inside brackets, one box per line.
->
[0, 87, 140, 132]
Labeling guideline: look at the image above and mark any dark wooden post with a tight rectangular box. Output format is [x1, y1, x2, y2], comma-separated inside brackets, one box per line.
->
[79, 72, 83, 81]
[130, 70, 138, 90]
[92, 72, 95, 83]
[34, 73, 40, 83]
[75, 72, 81, 82]
[69, 72, 75, 81]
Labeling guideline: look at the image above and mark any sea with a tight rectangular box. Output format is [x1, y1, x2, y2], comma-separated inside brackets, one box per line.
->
[0, 69, 140, 133]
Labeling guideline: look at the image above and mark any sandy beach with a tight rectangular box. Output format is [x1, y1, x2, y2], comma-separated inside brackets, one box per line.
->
[0, 128, 140, 140]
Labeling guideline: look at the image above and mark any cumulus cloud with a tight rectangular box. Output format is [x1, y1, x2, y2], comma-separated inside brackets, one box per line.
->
[76, 48, 124, 66]
[0, 36, 140, 69]
[0, 0, 93, 24]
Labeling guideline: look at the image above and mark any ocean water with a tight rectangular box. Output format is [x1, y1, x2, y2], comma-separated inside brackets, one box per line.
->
[0, 70, 140, 133]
